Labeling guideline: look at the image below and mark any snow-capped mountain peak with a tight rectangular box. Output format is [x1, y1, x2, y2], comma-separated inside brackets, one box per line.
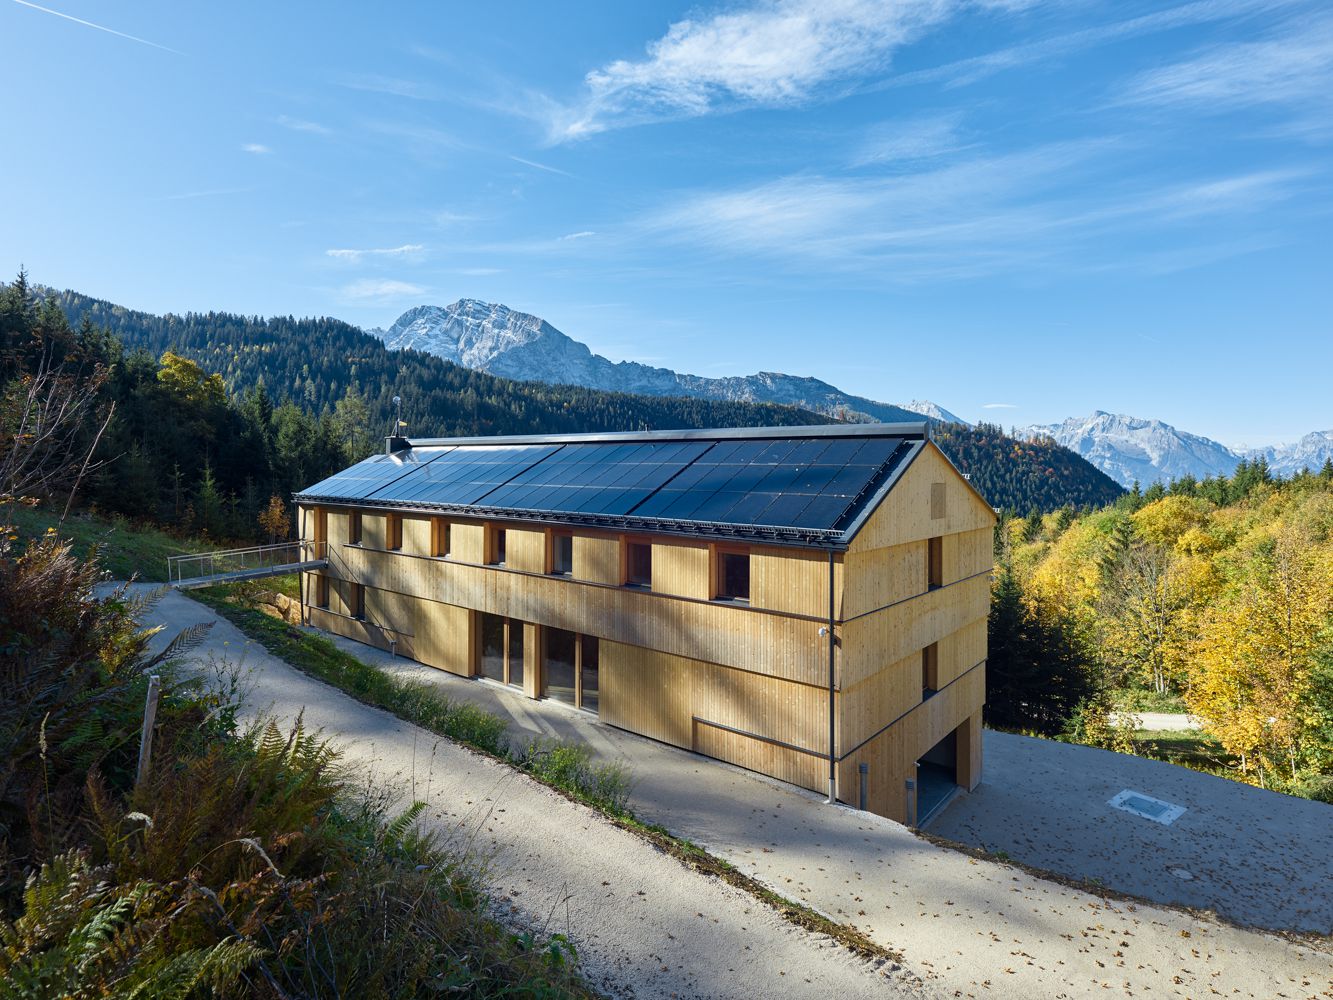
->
[900, 400, 969, 425]
[1018, 412, 1333, 487]
[369, 300, 938, 424]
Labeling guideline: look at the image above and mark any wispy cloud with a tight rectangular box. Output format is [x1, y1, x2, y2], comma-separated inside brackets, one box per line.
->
[851, 112, 970, 166]
[878, 0, 1300, 92]
[362, 119, 462, 150]
[242, 143, 271, 155]
[558, 231, 596, 241]
[277, 115, 332, 135]
[341, 73, 441, 101]
[1114, 12, 1333, 117]
[454, 267, 504, 276]
[340, 279, 426, 301]
[643, 142, 1309, 280]
[326, 244, 425, 261]
[509, 154, 573, 177]
[548, 0, 1031, 140]
[11, 0, 182, 54]
[983, 402, 1018, 409]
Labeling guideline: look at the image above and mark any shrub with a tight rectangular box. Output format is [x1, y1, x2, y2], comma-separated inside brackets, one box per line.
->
[519, 740, 633, 815]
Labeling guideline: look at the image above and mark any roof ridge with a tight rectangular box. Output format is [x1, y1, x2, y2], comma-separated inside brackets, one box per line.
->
[395, 422, 928, 449]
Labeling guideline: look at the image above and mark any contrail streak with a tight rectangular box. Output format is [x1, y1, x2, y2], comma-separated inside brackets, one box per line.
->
[11, 0, 183, 54]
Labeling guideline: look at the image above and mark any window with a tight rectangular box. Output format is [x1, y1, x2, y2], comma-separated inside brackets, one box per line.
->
[625, 540, 652, 588]
[432, 518, 451, 558]
[315, 574, 329, 609]
[507, 619, 525, 688]
[544, 627, 577, 706]
[717, 549, 750, 603]
[350, 582, 365, 620]
[927, 536, 943, 590]
[489, 526, 507, 566]
[551, 531, 573, 576]
[480, 613, 505, 682]
[348, 511, 362, 545]
[922, 642, 939, 697]
[387, 513, 402, 551]
[480, 613, 525, 687]
[580, 636, 599, 714]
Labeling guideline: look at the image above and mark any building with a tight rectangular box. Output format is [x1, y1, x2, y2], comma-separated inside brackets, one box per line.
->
[293, 423, 995, 823]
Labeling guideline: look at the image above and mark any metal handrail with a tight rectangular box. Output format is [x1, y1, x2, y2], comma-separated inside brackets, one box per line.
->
[166, 539, 327, 584]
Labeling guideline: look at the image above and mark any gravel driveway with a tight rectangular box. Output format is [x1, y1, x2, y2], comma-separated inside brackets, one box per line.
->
[316, 618, 1333, 1000]
[930, 729, 1333, 933]
[137, 587, 921, 1000]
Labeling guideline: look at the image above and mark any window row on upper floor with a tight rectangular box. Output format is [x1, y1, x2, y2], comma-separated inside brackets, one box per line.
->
[310, 508, 823, 612]
[308, 507, 979, 618]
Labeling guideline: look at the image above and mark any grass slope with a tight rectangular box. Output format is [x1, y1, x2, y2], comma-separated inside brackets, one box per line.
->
[4, 504, 210, 581]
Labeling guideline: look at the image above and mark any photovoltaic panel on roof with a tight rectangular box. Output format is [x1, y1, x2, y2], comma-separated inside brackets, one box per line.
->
[630, 437, 911, 531]
[480, 441, 712, 516]
[370, 445, 561, 507]
[297, 447, 455, 500]
[294, 427, 929, 544]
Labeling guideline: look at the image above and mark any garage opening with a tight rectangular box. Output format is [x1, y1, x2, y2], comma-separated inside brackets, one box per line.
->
[917, 729, 959, 824]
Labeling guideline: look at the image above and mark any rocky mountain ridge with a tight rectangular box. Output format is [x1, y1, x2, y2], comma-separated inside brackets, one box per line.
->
[1020, 411, 1333, 486]
[370, 300, 952, 425]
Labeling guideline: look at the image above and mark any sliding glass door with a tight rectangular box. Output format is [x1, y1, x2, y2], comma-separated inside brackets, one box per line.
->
[544, 627, 577, 706]
[480, 612, 524, 688]
[544, 628, 599, 713]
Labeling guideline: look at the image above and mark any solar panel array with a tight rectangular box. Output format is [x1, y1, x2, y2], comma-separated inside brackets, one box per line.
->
[295, 433, 920, 538]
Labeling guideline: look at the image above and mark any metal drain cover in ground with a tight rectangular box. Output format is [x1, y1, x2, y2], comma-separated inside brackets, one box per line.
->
[1108, 789, 1186, 825]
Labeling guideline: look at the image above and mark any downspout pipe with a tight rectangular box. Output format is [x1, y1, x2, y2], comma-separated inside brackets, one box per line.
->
[299, 505, 307, 626]
[826, 548, 837, 804]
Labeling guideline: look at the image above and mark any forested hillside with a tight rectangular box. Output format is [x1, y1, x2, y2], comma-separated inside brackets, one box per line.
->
[50, 287, 1122, 511]
[51, 289, 827, 441]
[934, 422, 1122, 512]
[995, 462, 1333, 800]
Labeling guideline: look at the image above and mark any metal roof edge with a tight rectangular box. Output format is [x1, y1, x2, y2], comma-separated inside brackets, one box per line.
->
[398, 421, 929, 448]
[836, 439, 926, 544]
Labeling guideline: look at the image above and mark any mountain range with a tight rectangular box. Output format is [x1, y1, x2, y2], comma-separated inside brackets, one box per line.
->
[370, 300, 962, 426]
[368, 299, 1327, 490]
[1019, 413, 1333, 488]
[43, 284, 1122, 513]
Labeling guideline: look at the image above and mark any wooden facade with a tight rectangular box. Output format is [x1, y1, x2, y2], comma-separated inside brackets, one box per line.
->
[298, 434, 994, 824]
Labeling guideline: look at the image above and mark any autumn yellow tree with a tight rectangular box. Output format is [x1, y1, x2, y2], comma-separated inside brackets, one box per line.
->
[258, 494, 288, 544]
[1187, 520, 1333, 785]
[156, 351, 226, 406]
[1098, 541, 1198, 695]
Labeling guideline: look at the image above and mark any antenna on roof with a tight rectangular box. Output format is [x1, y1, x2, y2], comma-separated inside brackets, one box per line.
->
[386, 396, 410, 455]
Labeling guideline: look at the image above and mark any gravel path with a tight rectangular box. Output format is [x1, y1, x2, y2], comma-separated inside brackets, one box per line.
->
[139, 587, 922, 1000]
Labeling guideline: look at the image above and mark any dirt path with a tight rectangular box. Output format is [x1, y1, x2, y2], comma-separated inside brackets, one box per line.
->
[139, 587, 923, 1000]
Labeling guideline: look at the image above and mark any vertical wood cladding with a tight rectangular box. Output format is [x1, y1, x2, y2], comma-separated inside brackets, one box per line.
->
[573, 535, 620, 585]
[506, 527, 546, 574]
[297, 436, 994, 819]
[651, 540, 710, 600]
[751, 548, 839, 619]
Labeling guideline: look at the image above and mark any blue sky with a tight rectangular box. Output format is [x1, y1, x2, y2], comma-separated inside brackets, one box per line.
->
[2, 0, 1330, 447]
